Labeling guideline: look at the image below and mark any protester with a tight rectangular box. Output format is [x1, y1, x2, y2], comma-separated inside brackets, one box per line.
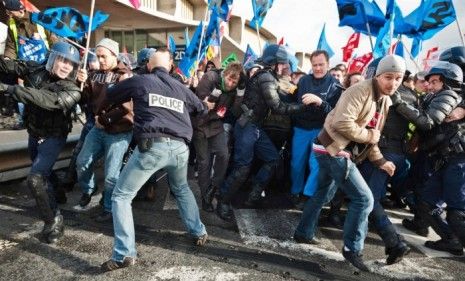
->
[75, 38, 133, 223]
[193, 61, 245, 212]
[294, 55, 405, 272]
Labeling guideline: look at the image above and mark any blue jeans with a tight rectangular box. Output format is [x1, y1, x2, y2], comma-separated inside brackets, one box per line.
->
[295, 152, 374, 253]
[291, 127, 320, 196]
[111, 139, 206, 262]
[220, 122, 278, 196]
[359, 152, 410, 247]
[76, 127, 132, 212]
[359, 152, 409, 232]
[28, 135, 67, 213]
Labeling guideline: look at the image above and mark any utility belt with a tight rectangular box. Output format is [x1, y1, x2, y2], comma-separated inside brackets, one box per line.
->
[378, 134, 408, 154]
[137, 134, 186, 152]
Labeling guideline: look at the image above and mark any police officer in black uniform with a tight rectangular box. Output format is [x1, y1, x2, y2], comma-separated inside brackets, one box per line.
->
[393, 61, 465, 255]
[216, 44, 312, 221]
[0, 41, 83, 243]
[99, 48, 214, 271]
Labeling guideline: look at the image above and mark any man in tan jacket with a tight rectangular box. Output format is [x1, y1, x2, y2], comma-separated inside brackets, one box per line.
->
[294, 55, 406, 272]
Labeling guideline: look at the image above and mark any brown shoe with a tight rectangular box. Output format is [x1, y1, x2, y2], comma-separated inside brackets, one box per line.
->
[195, 234, 208, 246]
[101, 257, 135, 272]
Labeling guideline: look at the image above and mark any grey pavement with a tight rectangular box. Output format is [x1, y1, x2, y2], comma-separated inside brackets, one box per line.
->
[0, 169, 464, 281]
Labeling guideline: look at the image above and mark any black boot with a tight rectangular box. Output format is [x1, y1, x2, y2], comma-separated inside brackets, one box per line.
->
[447, 209, 465, 247]
[202, 184, 216, 212]
[425, 239, 464, 255]
[244, 183, 263, 207]
[216, 199, 233, 221]
[402, 217, 429, 237]
[42, 214, 64, 244]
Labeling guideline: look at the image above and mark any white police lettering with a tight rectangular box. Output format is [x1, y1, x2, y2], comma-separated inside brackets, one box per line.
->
[149, 93, 184, 113]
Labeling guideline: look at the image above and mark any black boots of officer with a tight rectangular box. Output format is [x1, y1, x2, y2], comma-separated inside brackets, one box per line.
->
[216, 166, 251, 221]
[244, 162, 276, 208]
[202, 184, 217, 212]
[378, 226, 411, 265]
[447, 209, 465, 248]
[416, 201, 463, 255]
[27, 174, 64, 244]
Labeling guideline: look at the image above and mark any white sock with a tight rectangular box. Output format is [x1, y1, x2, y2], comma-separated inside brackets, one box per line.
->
[344, 246, 350, 252]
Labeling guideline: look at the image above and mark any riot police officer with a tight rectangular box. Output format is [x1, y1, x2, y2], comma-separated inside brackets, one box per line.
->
[394, 61, 465, 255]
[0, 41, 83, 243]
[216, 44, 311, 221]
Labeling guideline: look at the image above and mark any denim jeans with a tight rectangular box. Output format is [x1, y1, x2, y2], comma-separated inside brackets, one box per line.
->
[359, 152, 409, 247]
[291, 127, 321, 196]
[295, 152, 374, 253]
[111, 139, 206, 262]
[76, 127, 132, 212]
[28, 135, 67, 213]
[359, 152, 409, 232]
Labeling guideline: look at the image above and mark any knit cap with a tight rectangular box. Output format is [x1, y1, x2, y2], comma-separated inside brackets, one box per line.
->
[96, 38, 119, 56]
[375, 54, 406, 76]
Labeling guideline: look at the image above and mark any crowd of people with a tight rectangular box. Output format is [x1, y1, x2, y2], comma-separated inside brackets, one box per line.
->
[1, 0, 465, 273]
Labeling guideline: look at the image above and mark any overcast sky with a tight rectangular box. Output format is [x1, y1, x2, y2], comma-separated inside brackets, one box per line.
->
[233, 0, 465, 69]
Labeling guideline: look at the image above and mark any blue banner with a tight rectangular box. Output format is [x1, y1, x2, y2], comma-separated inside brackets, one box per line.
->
[336, 0, 386, 36]
[373, 16, 391, 58]
[17, 36, 47, 63]
[208, 0, 233, 21]
[243, 44, 258, 69]
[168, 35, 176, 54]
[30, 7, 109, 39]
[317, 24, 334, 58]
[250, 0, 274, 29]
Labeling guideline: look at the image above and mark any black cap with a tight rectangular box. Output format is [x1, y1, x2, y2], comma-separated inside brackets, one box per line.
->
[2, 0, 24, 11]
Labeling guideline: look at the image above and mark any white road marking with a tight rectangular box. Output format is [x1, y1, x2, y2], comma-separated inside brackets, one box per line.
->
[151, 266, 248, 281]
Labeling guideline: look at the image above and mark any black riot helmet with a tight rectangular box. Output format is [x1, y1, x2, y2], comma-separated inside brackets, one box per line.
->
[257, 44, 289, 66]
[439, 46, 465, 79]
[425, 61, 464, 90]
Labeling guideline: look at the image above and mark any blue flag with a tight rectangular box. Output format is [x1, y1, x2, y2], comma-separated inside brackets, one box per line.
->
[17, 36, 47, 63]
[373, 16, 391, 58]
[168, 35, 176, 54]
[178, 7, 221, 77]
[208, 0, 233, 21]
[250, 0, 274, 29]
[30, 7, 109, 39]
[395, 0, 456, 40]
[411, 37, 422, 58]
[336, 0, 386, 36]
[415, 0, 456, 40]
[317, 24, 334, 58]
[178, 21, 204, 77]
[394, 40, 404, 57]
[243, 44, 258, 68]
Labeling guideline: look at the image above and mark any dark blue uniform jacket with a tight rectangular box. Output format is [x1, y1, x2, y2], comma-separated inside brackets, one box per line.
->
[105, 67, 207, 142]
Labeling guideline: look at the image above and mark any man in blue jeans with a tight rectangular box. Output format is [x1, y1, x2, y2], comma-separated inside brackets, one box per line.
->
[99, 48, 214, 271]
[294, 55, 406, 272]
[75, 38, 133, 222]
[290, 50, 342, 207]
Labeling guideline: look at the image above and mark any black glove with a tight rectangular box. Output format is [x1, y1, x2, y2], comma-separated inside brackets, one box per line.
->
[0, 82, 9, 93]
[390, 91, 403, 106]
[236, 73, 247, 97]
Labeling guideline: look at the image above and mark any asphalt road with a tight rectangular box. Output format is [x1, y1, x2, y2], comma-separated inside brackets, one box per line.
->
[0, 168, 463, 281]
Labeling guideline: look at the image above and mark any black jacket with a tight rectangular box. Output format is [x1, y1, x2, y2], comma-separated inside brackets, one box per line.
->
[243, 67, 307, 126]
[193, 70, 243, 138]
[0, 58, 80, 137]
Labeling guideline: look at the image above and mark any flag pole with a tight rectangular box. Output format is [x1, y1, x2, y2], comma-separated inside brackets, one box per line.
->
[195, 8, 210, 75]
[80, 0, 96, 91]
[400, 37, 421, 72]
[456, 19, 465, 47]
[361, 6, 374, 52]
[255, 22, 262, 56]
